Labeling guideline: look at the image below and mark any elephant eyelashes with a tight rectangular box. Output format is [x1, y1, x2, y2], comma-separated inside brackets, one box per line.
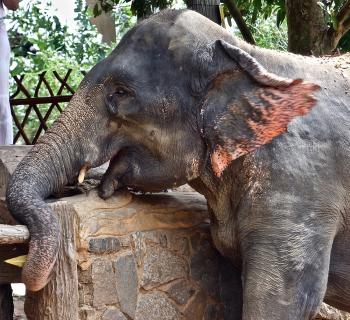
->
[106, 89, 128, 115]
[115, 89, 127, 96]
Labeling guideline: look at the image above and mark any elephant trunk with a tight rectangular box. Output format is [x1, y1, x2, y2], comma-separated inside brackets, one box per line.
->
[6, 122, 84, 291]
[6, 83, 110, 291]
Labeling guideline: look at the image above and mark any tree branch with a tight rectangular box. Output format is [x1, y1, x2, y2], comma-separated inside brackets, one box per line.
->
[343, 16, 350, 33]
[335, 0, 350, 37]
[223, 0, 255, 45]
[337, 0, 350, 26]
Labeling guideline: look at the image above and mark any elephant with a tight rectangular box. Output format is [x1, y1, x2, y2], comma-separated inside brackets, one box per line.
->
[6, 8, 350, 320]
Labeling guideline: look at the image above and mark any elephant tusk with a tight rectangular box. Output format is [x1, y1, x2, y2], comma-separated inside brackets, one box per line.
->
[5, 255, 27, 268]
[78, 165, 89, 184]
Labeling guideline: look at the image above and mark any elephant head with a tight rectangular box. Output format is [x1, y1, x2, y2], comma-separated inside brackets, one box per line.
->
[6, 9, 319, 291]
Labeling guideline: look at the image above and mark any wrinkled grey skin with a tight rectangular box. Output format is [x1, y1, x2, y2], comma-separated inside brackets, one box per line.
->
[6, 9, 350, 319]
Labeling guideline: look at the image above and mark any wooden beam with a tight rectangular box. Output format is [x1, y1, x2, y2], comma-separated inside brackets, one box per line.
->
[10, 95, 72, 106]
[0, 225, 29, 244]
[0, 192, 28, 284]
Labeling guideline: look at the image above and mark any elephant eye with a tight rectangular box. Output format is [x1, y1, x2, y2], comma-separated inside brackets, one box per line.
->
[114, 88, 127, 96]
[106, 87, 129, 115]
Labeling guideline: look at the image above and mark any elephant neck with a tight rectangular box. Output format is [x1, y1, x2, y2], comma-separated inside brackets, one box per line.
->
[189, 157, 246, 210]
[189, 159, 246, 261]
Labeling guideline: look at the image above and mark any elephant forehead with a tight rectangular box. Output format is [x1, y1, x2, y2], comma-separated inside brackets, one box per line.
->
[121, 21, 172, 53]
[118, 10, 220, 59]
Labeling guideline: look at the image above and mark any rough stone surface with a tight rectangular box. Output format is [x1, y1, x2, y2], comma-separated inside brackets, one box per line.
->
[88, 237, 121, 254]
[79, 306, 101, 320]
[165, 279, 196, 305]
[182, 290, 207, 320]
[114, 252, 138, 318]
[79, 266, 92, 284]
[78, 283, 93, 306]
[190, 239, 221, 300]
[78, 266, 93, 306]
[168, 235, 190, 256]
[316, 303, 350, 320]
[91, 259, 118, 307]
[141, 246, 188, 289]
[102, 308, 128, 320]
[135, 292, 181, 320]
[203, 304, 222, 320]
[190, 232, 202, 252]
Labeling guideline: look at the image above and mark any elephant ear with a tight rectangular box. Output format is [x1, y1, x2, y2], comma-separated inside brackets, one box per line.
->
[201, 40, 320, 177]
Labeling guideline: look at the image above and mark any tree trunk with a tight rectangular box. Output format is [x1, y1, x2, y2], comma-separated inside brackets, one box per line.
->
[286, 0, 350, 56]
[286, 0, 331, 55]
[187, 0, 221, 25]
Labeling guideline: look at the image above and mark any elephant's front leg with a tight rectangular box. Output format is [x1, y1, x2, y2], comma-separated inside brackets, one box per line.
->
[240, 217, 335, 320]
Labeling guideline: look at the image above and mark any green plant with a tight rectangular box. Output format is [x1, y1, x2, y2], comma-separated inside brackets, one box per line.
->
[7, 0, 135, 143]
[248, 17, 288, 51]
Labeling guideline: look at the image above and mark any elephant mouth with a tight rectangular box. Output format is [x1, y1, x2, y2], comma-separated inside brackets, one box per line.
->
[78, 146, 134, 199]
[77, 143, 127, 183]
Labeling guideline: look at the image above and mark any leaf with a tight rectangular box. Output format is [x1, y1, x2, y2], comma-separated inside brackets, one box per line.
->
[331, 11, 338, 30]
[316, 1, 325, 9]
[276, 8, 286, 27]
[93, 3, 101, 17]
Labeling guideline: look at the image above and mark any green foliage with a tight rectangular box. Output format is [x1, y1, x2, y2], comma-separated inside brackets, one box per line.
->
[131, 0, 172, 19]
[233, 0, 286, 27]
[229, 0, 350, 52]
[114, 4, 138, 41]
[8, 1, 70, 75]
[333, 0, 350, 53]
[6, 0, 135, 143]
[8, 0, 115, 76]
[248, 17, 288, 51]
[233, 0, 348, 29]
[94, 0, 174, 19]
[337, 31, 350, 52]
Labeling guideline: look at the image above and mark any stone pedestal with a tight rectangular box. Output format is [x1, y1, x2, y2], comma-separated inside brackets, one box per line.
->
[67, 190, 242, 320]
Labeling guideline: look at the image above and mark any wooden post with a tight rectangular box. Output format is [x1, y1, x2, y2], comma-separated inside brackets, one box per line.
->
[0, 284, 13, 320]
[0, 200, 79, 320]
[24, 202, 79, 320]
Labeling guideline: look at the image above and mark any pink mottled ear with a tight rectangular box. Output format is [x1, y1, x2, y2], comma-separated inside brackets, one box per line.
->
[209, 79, 320, 177]
[245, 80, 319, 149]
[204, 41, 320, 178]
